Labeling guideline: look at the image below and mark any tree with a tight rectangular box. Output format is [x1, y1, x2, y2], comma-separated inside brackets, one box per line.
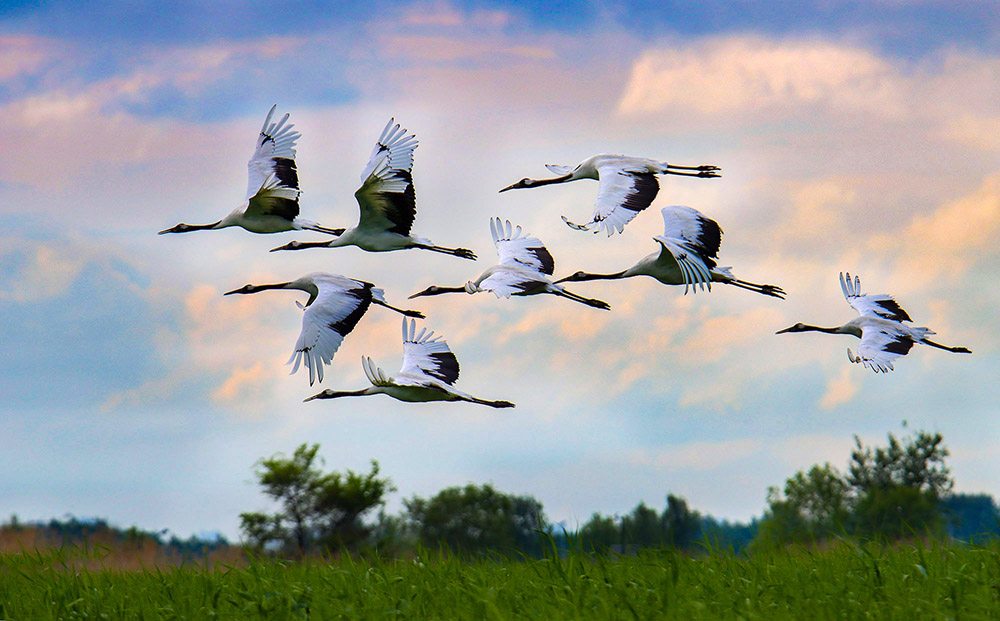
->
[622, 502, 662, 547]
[756, 463, 852, 546]
[239, 444, 394, 556]
[579, 513, 619, 551]
[405, 484, 547, 556]
[941, 493, 1000, 542]
[847, 430, 953, 538]
[662, 494, 702, 549]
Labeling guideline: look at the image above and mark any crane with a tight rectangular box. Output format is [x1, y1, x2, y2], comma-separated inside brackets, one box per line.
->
[224, 272, 424, 385]
[498, 154, 720, 236]
[304, 318, 515, 408]
[776, 272, 971, 372]
[556, 206, 784, 298]
[408, 218, 611, 310]
[269, 118, 475, 259]
[159, 105, 341, 236]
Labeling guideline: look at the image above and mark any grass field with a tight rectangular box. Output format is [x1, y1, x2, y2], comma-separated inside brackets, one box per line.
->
[2, 539, 999, 619]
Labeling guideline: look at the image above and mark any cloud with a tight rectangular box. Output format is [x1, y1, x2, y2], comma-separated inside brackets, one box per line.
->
[889, 172, 1000, 285]
[618, 36, 904, 118]
[0, 34, 61, 81]
[819, 365, 859, 410]
[629, 439, 762, 471]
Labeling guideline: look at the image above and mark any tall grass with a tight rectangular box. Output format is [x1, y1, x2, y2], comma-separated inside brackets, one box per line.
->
[2, 539, 999, 618]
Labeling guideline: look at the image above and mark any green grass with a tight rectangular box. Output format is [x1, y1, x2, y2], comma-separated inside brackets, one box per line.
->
[2, 540, 1000, 619]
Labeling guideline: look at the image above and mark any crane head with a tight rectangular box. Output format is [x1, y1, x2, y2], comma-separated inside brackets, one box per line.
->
[158, 223, 192, 234]
[498, 178, 532, 193]
[554, 271, 587, 284]
[775, 323, 808, 334]
[224, 284, 259, 296]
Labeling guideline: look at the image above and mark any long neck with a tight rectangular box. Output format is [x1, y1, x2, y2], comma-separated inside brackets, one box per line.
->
[428, 286, 469, 296]
[308, 388, 374, 401]
[575, 270, 628, 282]
[527, 173, 573, 188]
[801, 324, 849, 335]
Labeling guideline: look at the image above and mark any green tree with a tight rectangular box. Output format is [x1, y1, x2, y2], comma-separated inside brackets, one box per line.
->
[847, 430, 952, 538]
[622, 502, 663, 547]
[756, 463, 852, 546]
[405, 483, 547, 556]
[662, 494, 702, 549]
[579, 513, 619, 551]
[239, 444, 394, 556]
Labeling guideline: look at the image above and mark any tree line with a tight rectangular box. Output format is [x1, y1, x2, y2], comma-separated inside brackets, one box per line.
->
[239, 427, 1000, 559]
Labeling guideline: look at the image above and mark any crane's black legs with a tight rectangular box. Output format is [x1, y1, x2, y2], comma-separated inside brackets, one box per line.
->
[922, 339, 972, 354]
[414, 243, 477, 260]
[554, 289, 611, 310]
[724, 278, 786, 299]
[372, 299, 424, 318]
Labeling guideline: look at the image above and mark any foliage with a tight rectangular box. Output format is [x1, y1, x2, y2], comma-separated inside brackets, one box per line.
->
[756, 463, 852, 546]
[942, 493, 1000, 542]
[239, 443, 394, 556]
[404, 483, 547, 556]
[579, 495, 704, 552]
[848, 430, 952, 537]
[3, 539, 1000, 618]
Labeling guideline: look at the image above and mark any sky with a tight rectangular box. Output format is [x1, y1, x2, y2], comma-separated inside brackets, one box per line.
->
[1, 0, 998, 539]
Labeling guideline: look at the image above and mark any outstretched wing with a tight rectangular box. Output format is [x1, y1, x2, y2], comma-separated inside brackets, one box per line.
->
[288, 277, 375, 385]
[849, 326, 916, 373]
[354, 118, 418, 237]
[840, 272, 913, 321]
[246, 104, 300, 200]
[652, 206, 722, 294]
[245, 105, 301, 222]
[398, 318, 460, 386]
[588, 163, 660, 236]
[491, 218, 554, 275]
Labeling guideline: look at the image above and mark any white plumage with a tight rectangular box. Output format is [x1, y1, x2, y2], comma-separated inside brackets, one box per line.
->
[499, 154, 720, 236]
[556, 206, 785, 298]
[224, 272, 423, 385]
[776, 272, 971, 373]
[269, 119, 476, 259]
[408, 218, 611, 310]
[159, 105, 341, 236]
[304, 319, 515, 408]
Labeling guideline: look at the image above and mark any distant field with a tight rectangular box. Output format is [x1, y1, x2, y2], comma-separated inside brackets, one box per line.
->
[2, 540, 998, 618]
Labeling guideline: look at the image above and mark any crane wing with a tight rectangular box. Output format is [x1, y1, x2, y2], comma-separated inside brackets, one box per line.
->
[246, 105, 300, 202]
[848, 326, 915, 373]
[288, 278, 375, 385]
[397, 319, 460, 386]
[840, 272, 913, 321]
[588, 165, 660, 236]
[490, 218, 555, 275]
[354, 118, 418, 237]
[478, 269, 549, 298]
[660, 206, 722, 265]
[652, 205, 722, 294]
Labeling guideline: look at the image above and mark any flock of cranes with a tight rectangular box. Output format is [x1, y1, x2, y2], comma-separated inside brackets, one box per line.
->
[160, 105, 972, 408]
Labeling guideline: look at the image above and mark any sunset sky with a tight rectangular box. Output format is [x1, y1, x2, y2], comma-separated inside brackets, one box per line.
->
[1, 1, 998, 539]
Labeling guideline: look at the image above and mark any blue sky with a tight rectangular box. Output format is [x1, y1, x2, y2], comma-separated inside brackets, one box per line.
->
[1, 1, 997, 538]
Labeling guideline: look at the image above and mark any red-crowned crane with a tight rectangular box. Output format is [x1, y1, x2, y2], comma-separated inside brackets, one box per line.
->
[556, 205, 784, 298]
[499, 154, 720, 236]
[224, 272, 423, 385]
[269, 119, 475, 259]
[304, 318, 514, 408]
[159, 105, 340, 236]
[408, 218, 610, 310]
[776, 272, 971, 373]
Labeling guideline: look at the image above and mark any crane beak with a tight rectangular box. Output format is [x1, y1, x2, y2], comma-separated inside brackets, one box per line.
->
[775, 326, 795, 334]
[223, 288, 242, 296]
[498, 182, 519, 193]
[303, 393, 322, 402]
